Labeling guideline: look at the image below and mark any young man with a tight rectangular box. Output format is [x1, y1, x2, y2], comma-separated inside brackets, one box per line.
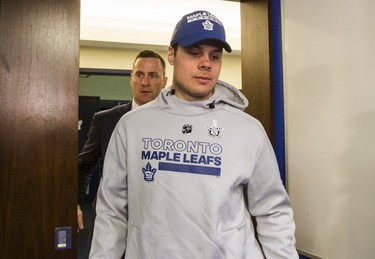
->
[90, 10, 298, 259]
[77, 50, 167, 241]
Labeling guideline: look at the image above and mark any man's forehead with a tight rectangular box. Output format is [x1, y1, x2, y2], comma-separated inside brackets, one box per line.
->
[135, 58, 162, 66]
[186, 40, 224, 51]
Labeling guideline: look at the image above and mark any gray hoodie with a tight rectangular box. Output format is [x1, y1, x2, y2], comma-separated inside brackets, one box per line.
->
[90, 81, 298, 259]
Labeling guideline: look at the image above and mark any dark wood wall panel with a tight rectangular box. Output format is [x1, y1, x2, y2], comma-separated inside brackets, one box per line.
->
[0, 0, 80, 258]
[240, 0, 274, 144]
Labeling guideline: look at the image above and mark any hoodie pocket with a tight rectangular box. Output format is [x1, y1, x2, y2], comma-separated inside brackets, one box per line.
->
[124, 224, 143, 259]
[221, 220, 264, 259]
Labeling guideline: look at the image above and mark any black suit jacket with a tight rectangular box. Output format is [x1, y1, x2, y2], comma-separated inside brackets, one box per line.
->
[78, 102, 132, 205]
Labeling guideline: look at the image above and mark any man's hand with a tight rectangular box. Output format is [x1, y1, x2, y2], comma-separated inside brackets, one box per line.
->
[77, 204, 84, 232]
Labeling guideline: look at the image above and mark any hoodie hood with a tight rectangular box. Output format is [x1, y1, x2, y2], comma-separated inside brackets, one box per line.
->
[157, 80, 249, 116]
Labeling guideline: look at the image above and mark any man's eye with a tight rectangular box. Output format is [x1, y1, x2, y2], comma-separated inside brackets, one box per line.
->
[188, 50, 200, 56]
[211, 55, 221, 60]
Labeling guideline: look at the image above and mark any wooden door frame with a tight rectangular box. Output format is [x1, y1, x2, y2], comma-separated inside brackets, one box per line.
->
[240, 0, 275, 144]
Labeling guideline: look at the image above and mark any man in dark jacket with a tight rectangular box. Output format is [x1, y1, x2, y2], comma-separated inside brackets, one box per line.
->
[77, 49, 167, 239]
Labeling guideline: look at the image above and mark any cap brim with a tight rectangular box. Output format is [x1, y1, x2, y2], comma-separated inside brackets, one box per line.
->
[177, 35, 232, 53]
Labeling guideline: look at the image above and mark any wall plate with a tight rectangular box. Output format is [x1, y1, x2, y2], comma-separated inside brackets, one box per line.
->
[55, 227, 72, 250]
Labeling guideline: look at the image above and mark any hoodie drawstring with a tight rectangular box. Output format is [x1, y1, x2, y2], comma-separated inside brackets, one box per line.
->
[167, 89, 176, 96]
[208, 100, 216, 109]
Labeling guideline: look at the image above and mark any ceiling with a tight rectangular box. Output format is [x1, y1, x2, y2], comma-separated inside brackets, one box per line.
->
[80, 0, 241, 53]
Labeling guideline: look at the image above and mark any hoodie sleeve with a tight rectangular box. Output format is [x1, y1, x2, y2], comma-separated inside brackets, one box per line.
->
[246, 131, 299, 259]
[89, 121, 128, 258]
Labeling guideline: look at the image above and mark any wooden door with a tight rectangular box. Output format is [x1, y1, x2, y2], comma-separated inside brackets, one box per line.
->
[0, 0, 80, 258]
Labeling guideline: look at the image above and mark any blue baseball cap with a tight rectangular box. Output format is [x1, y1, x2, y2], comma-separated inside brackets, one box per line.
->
[170, 10, 232, 53]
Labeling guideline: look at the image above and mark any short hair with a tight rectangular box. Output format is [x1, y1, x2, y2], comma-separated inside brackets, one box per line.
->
[133, 49, 166, 75]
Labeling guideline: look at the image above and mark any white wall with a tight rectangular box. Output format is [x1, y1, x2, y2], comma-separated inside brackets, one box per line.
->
[282, 1, 375, 258]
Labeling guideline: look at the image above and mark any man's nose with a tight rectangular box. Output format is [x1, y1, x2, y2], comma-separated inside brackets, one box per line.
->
[198, 55, 211, 70]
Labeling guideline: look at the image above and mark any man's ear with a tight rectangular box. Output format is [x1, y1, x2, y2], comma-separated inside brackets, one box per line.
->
[162, 76, 168, 88]
[167, 46, 174, 65]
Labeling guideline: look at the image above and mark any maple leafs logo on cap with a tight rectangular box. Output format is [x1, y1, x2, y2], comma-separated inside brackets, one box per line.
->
[202, 20, 214, 31]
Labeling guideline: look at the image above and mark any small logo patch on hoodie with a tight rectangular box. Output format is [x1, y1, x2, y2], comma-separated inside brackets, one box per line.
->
[182, 124, 193, 135]
[207, 120, 223, 138]
[142, 162, 157, 182]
